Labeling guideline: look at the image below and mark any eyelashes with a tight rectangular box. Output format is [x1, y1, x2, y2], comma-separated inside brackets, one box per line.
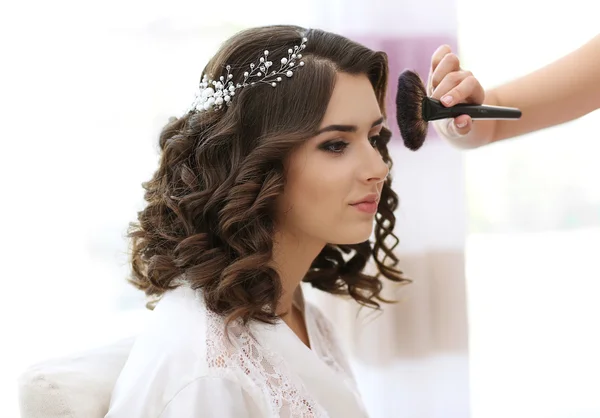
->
[319, 135, 382, 155]
[319, 140, 349, 154]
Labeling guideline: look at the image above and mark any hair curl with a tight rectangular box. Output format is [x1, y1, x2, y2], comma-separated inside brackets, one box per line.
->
[128, 25, 409, 325]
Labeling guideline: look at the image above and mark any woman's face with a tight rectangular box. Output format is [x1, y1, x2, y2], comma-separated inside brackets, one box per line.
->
[276, 72, 389, 247]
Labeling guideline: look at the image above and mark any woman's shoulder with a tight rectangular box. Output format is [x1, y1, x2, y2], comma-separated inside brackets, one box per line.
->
[132, 285, 211, 358]
[107, 285, 271, 416]
[106, 286, 215, 414]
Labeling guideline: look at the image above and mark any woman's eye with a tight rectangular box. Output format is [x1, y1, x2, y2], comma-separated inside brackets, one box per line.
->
[320, 140, 349, 154]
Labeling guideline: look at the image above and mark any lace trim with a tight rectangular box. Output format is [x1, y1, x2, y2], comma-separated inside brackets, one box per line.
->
[305, 304, 363, 402]
[203, 300, 329, 418]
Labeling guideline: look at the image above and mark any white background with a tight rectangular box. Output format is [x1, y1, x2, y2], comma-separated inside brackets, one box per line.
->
[1, 1, 599, 417]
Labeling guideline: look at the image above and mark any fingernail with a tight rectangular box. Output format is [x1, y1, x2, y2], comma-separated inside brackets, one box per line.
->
[455, 120, 467, 128]
[441, 95, 453, 105]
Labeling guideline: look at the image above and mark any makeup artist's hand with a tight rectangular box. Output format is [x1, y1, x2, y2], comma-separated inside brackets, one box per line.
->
[427, 45, 486, 148]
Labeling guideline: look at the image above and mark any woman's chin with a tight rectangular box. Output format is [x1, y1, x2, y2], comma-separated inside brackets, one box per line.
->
[332, 224, 375, 245]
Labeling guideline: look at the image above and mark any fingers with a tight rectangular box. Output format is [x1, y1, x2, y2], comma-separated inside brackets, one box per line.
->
[428, 45, 453, 95]
[430, 53, 461, 94]
[450, 115, 473, 135]
[431, 70, 476, 102]
[431, 115, 473, 149]
[433, 115, 473, 143]
[427, 44, 485, 110]
[430, 44, 453, 74]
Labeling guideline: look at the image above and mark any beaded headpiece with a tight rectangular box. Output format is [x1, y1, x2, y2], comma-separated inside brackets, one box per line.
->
[189, 37, 308, 113]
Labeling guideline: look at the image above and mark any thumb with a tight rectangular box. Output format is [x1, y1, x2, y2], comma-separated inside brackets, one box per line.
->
[446, 115, 472, 137]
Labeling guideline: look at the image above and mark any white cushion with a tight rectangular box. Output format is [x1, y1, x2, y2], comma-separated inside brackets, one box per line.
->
[18, 338, 135, 418]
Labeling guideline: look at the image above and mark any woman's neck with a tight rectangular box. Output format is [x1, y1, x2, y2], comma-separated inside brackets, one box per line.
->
[271, 230, 324, 316]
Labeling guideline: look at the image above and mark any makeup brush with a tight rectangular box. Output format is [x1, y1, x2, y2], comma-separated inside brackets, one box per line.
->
[395, 70, 522, 151]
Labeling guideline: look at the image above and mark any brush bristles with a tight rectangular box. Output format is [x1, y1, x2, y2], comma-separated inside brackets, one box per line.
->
[395, 70, 429, 151]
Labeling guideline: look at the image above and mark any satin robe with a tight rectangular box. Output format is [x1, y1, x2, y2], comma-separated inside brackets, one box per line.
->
[105, 285, 368, 418]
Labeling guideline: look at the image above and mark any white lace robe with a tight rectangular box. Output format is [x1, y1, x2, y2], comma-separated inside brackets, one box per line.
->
[105, 285, 368, 418]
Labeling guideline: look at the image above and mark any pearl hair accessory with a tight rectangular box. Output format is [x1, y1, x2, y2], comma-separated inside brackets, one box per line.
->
[189, 37, 308, 113]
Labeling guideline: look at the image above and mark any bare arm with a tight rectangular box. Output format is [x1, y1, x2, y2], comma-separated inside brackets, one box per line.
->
[478, 34, 600, 144]
[428, 34, 600, 148]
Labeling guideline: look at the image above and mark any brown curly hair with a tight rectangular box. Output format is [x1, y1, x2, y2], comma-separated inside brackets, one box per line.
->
[128, 25, 408, 325]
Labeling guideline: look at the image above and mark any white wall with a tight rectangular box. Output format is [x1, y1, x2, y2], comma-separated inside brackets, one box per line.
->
[459, 1, 600, 417]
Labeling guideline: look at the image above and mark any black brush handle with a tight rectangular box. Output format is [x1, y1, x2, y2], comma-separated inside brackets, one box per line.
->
[422, 97, 522, 121]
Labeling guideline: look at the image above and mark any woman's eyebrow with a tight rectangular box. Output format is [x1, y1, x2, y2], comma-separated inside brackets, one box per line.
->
[315, 116, 384, 135]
